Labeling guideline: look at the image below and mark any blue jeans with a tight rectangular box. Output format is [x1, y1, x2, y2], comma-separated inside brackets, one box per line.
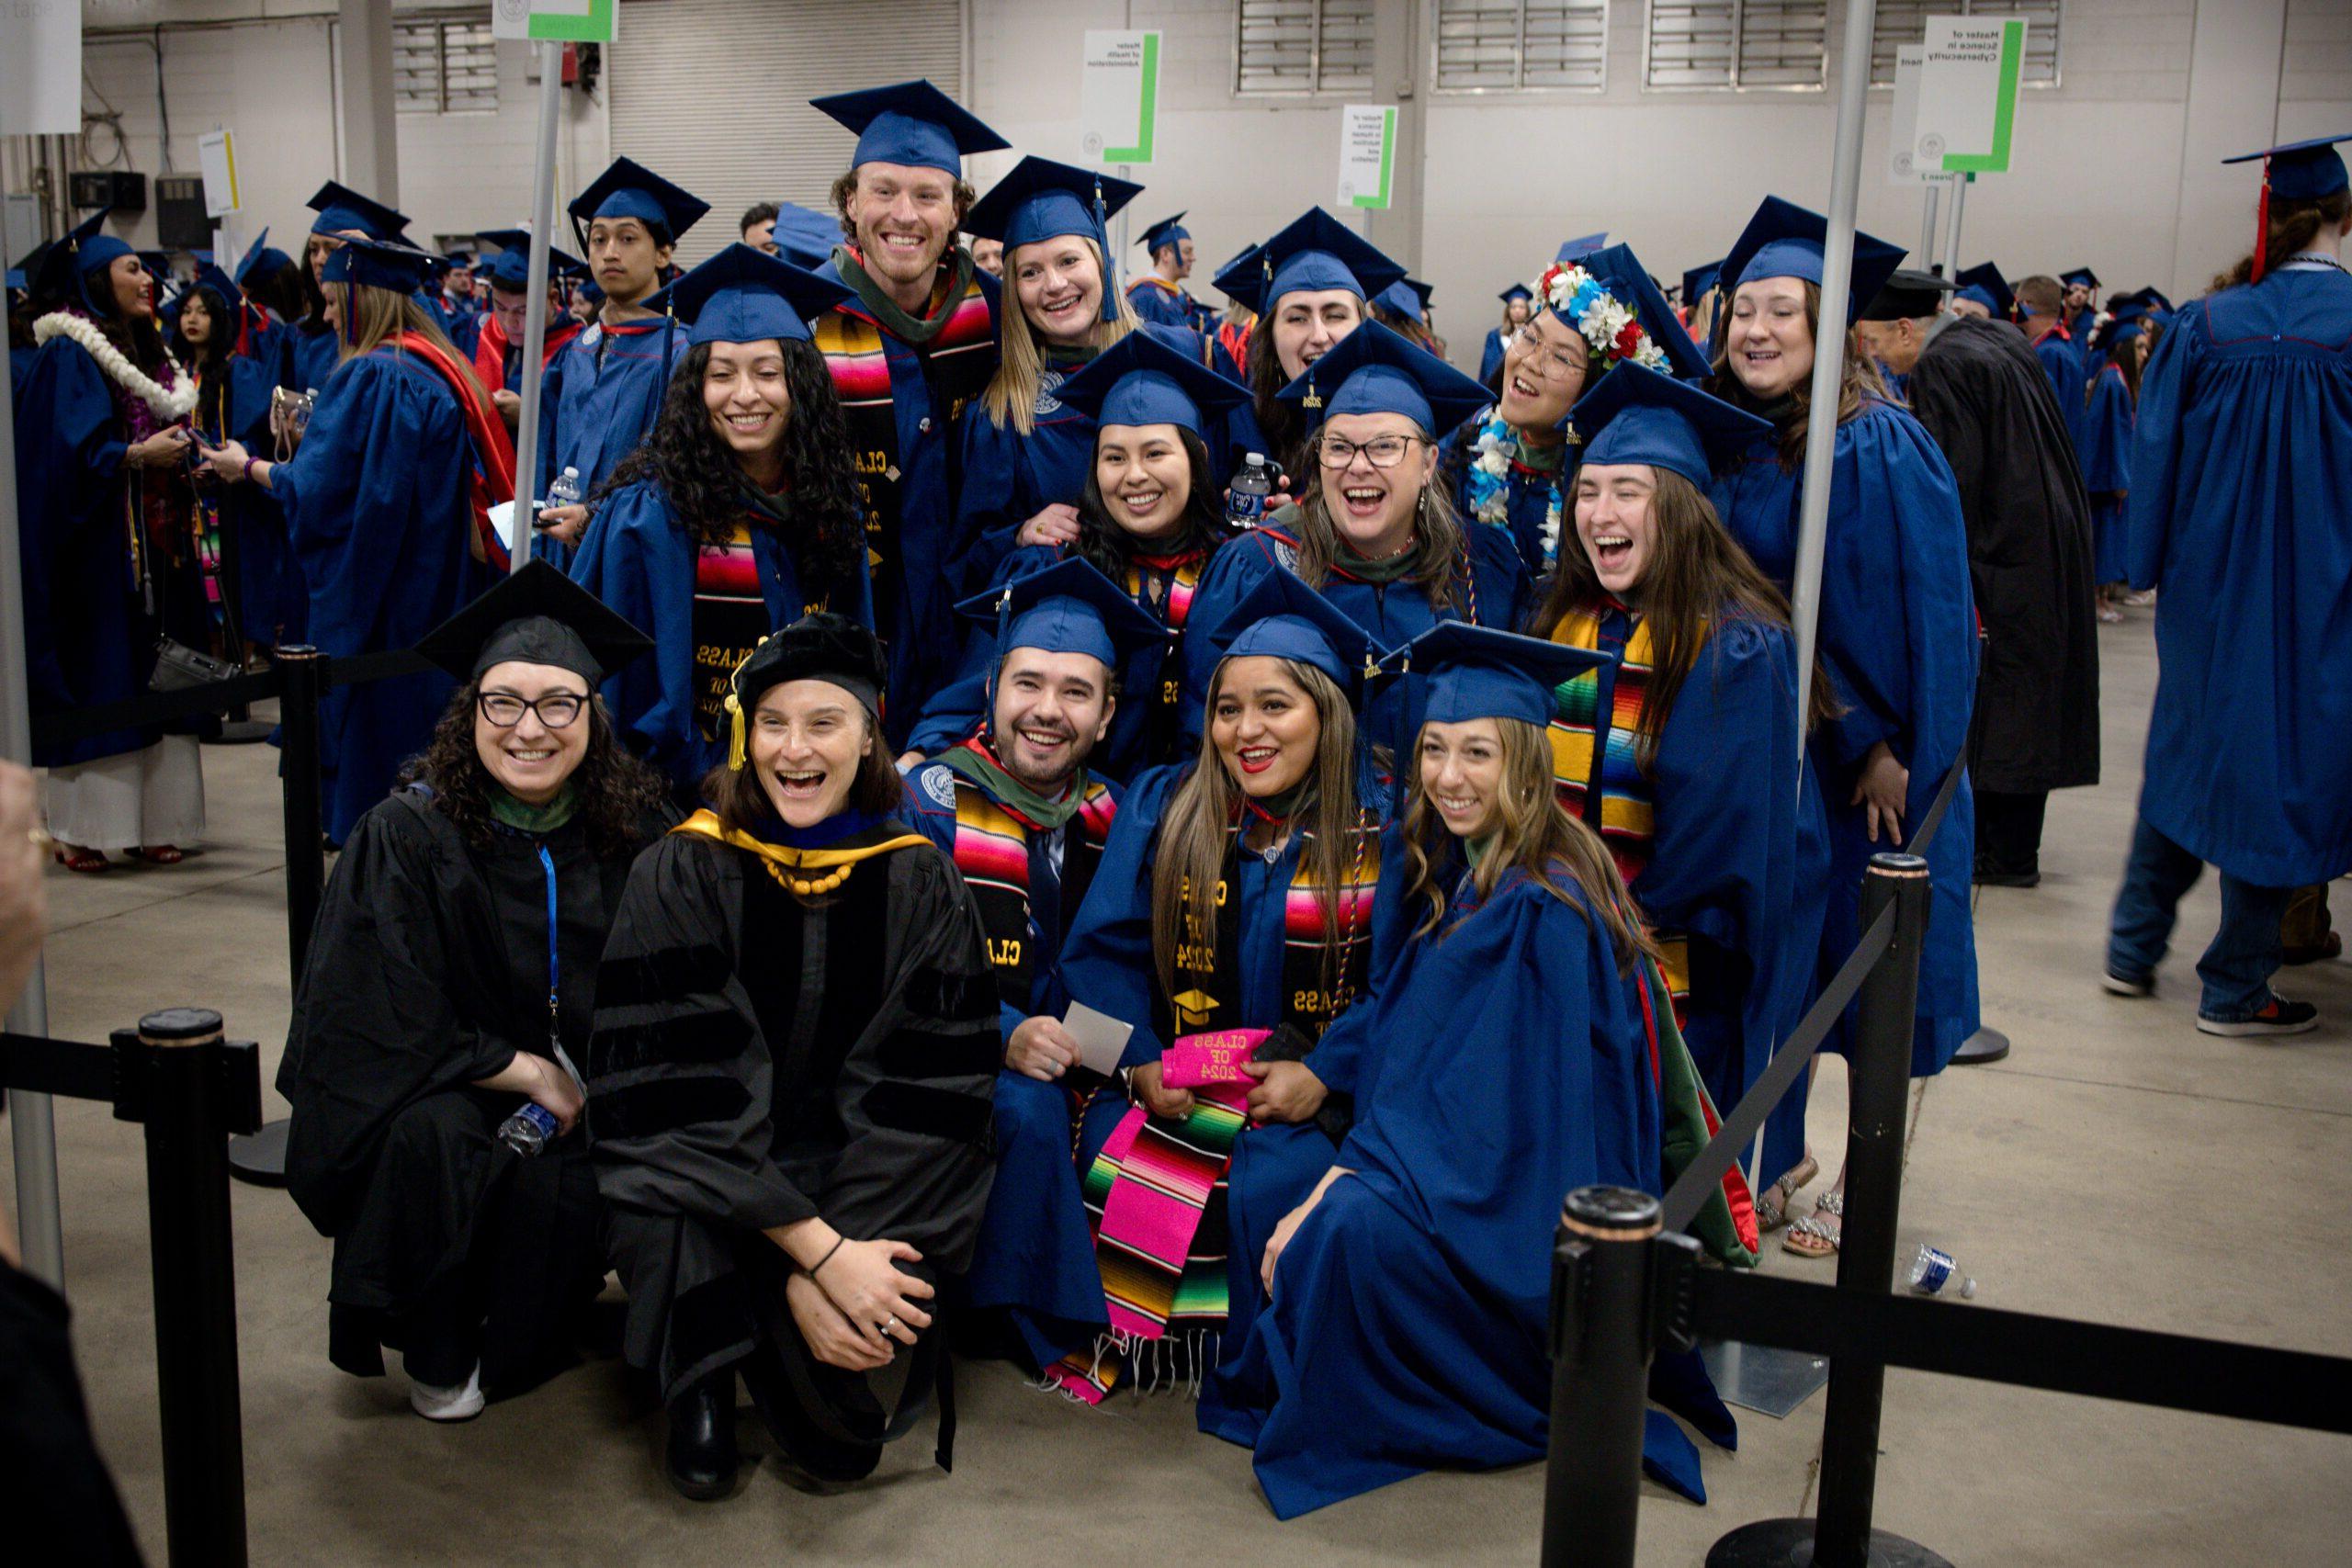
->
[2108, 815, 2290, 1020]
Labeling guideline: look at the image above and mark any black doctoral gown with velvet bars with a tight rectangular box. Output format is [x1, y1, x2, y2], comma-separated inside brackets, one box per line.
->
[1904, 313, 2101, 794]
[585, 825, 1000, 1407]
[278, 789, 665, 1396]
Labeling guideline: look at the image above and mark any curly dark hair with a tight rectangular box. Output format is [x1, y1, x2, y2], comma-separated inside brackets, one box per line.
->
[1071, 427, 1237, 579]
[398, 678, 672, 858]
[592, 339, 867, 581]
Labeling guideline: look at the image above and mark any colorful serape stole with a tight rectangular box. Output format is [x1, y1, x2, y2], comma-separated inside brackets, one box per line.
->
[690, 525, 764, 745]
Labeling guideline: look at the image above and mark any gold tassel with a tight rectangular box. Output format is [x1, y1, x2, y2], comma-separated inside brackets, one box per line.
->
[725, 693, 746, 772]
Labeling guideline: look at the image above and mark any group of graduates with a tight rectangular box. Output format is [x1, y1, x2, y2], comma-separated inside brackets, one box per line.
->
[11, 66, 2348, 1519]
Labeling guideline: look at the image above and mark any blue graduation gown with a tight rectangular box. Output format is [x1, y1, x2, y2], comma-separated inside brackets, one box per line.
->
[2125, 267, 2352, 887]
[1439, 406, 1575, 577]
[539, 315, 684, 570]
[955, 367, 1098, 584]
[905, 539, 1216, 783]
[2032, 327, 2089, 468]
[1125, 278, 1193, 330]
[1177, 525, 1531, 774]
[204, 343, 306, 647]
[567, 477, 873, 795]
[2082, 362, 2133, 585]
[271, 347, 492, 842]
[12, 336, 163, 766]
[1478, 327, 1510, 386]
[901, 760, 1124, 1369]
[1708, 401, 1981, 1073]
[291, 321, 340, 399]
[1057, 762, 1363, 1425]
[1212, 855, 1668, 1519]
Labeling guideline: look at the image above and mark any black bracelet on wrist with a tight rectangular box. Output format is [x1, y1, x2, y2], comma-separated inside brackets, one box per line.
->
[808, 1235, 846, 1279]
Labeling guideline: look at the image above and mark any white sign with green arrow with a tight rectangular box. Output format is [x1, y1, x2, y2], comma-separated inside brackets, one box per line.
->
[1914, 16, 2026, 176]
[1081, 30, 1160, 166]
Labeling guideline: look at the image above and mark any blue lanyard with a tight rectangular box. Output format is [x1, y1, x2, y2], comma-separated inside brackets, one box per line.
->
[538, 842, 560, 1055]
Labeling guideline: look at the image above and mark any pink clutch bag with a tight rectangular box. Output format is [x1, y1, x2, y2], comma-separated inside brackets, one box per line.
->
[1160, 1028, 1270, 1089]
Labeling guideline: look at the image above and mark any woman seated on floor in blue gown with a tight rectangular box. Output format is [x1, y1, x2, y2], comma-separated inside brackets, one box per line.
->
[1212, 621, 1757, 1519]
[1048, 570, 1385, 1418]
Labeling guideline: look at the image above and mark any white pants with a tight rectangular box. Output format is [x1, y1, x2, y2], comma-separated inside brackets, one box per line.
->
[45, 736, 207, 852]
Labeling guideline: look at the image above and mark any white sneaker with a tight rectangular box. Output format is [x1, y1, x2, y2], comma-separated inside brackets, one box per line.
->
[410, 1363, 485, 1422]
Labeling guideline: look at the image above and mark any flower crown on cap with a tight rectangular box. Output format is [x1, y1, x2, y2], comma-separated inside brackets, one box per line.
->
[1533, 262, 1671, 374]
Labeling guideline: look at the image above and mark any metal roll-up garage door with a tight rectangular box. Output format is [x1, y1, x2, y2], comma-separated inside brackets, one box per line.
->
[607, 0, 965, 265]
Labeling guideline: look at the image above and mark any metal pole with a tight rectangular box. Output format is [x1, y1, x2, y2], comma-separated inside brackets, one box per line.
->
[1786, 0, 1879, 768]
[0, 271, 65, 1289]
[138, 1007, 250, 1567]
[1812, 852, 1930, 1566]
[276, 648, 326, 985]
[1940, 173, 1970, 284]
[1918, 179, 1941, 272]
[509, 38, 566, 570]
[1542, 1186, 1660, 1568]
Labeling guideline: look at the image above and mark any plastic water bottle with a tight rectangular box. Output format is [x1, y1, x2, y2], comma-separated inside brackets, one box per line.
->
[545, 465, 583, 513]
[292, 388, 318, 436]
[497, 1101, 560, 1157]
[1906, 1241, 1976, 1299]
[1227, 452, 1274, 529]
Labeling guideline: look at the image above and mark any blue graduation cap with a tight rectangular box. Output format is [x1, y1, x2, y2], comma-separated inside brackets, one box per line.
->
[1681, 260, 1723, 305]
[1956, 261, 2015, 320]
[651, 243, 854, 347]
[233, 227, 292, 286]
[1557, 232, 1609, 265]
[569, 156, 708, 248]
[1388, 622, 1605, 729]
[1374, 276, 1431, 319]
[1216, 208, 1407, 316]
[769, 202, 842, 270]
[2060, 265, 2100, 291]
[810, 78, 1009, 176]
[477, 229, 587, 291]
[1498, 282, 1533, 305]
[164, 263, 243, 326]
[1719, 196, 1907, 320]
[2222, 131, 2351, 201]
[1567, 361, 1773, 491]
[1050, 324, 1250, 437]
[957, 558, 1165, 671]
[1138, 213, 1191, 256]
[1205, 567, 1382, 705]
[964, 157, 1143, 322]
[4, 268, 22, 292]
[2130, 286, 2175, 313]
[320, 236, 436, 295]
[307, 180, 409, 242]
[34, 209, 133, 311]
[1556, 243, 1713, 380]
[1277, 319, 1489, 434]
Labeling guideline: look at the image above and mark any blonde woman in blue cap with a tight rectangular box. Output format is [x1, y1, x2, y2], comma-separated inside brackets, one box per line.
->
[1050, 573, 1385, 1416]
[1705, 197, 1980, 1256]
[569, 245, 875, 797]
[292, 180, 413, 396]
[956, 157, 1142, 574]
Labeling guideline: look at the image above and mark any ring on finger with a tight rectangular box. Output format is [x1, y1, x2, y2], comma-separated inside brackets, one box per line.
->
[880, 1314, 900, 1337]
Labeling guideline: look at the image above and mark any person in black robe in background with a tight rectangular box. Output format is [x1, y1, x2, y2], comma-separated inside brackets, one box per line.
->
[587, 614, 997, 1501]
[1856, 270, 2101, 886]
[279, 563, 672, 1420]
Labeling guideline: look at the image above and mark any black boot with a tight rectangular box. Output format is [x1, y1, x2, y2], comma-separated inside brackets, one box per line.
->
[664, 1373, 740, 1501]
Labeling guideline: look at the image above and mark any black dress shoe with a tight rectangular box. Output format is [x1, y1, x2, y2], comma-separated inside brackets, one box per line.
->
[664, 1374, 740, 1501]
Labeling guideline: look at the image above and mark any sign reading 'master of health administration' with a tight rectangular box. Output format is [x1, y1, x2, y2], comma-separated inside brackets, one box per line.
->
[1338, 105, 1397, 211]
[1914, 16, 2027, 176]
[1081, 31, 1161, 165]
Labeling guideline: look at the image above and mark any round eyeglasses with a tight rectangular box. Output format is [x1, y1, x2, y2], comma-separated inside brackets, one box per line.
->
[478, 691, 585, 729]
[1315, 434, 1425, 469]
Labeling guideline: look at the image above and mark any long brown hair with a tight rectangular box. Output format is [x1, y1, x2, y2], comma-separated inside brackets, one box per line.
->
[2209, 189, 2352, 293]
[333, 279, 483, 396]
[1149, 657, 1365, 1001]
[979, 235, 1136, 435]
[1289, 428, 1470, 614]
[1534, 468, 1840, 764]
[399, 679, 670, 858]
[1708, 280, 1886, 468]
[1398, 716, 1655, 969]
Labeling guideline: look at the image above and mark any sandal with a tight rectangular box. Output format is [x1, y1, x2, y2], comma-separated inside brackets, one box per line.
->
[1754, 1154, 1819, 1232]
[128, 845, 186, 865]
[1782, 1190, 1843, 1258]
[53, 845, 109, 874]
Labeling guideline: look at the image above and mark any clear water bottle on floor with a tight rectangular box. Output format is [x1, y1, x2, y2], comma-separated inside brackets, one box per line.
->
[1906, 1241, 1976, 1299]
[1227, 451, 1274, 529]
[544, 464, 583, 513]
[498, 1101, 560, 1157]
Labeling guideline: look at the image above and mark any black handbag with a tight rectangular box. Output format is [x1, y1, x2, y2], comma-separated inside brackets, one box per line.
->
[148, 637, 240, 693]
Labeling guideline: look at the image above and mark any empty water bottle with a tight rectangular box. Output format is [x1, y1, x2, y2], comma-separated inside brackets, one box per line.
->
[545, 465, 583, 513]
[1906, 1241, 1976, 1299]
[1227, 452, 1275, 529]
[497, 1101, 560, 1157]
[293, 388, 317, 436]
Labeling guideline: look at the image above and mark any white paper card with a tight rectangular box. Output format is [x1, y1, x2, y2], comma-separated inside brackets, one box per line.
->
[0, 0, 83, 138]
[1063, 1001, 1134, 1077]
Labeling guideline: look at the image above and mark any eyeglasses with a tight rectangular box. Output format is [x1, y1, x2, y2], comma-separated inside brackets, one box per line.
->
[478, 691, 585, 729]
[1315, 434, 1425, 469]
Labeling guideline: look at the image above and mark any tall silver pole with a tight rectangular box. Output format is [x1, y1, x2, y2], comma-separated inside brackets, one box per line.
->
[509, 38, 566, 571]
[1940, 172, 1971, 282]
[1918, 180, 1942, 272]
[0, 321, 66, 1289]
[1788, 0, 1880, 758]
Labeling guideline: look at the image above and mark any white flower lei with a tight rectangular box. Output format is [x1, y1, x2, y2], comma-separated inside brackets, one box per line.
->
[32, 310, 199, 421]
[1463, 404, 1566, 569]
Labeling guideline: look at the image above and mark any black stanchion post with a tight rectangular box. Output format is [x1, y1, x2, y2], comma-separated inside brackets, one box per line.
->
[1544, 1186, 1664, 1568]
[1710, 853, 1950, 1568]
[276, 645, 326, 983]
[135, 1008, 251, 1568]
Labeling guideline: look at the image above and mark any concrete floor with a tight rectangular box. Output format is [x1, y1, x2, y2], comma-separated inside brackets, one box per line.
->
[6, 610, 2348, 1566]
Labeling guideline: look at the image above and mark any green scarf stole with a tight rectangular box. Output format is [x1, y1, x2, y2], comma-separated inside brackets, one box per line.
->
[1334, 531, 1422, 583]
[831, 243, 979, 346]
[939, 741, 1091, 831]
[489, 783, 578, 835]
[1465, 833, 1496, 868]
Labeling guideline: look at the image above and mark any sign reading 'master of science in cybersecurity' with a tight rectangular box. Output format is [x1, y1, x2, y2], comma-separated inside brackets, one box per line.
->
[1914, 16, 2028, 177]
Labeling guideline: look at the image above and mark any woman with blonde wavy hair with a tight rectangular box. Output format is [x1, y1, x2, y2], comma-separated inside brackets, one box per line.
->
[956, 157, 1142, 574]
[1216, 621, 1750, 1520]
[1053, 571, 1384, 1423]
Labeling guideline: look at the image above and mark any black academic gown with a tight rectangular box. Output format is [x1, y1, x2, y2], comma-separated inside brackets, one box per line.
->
[586, 825, 998, 1464]
[1905, 314, 2101, 795]
[278, 788, 665, 1397]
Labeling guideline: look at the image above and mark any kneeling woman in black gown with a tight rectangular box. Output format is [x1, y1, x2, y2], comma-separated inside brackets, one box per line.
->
[279, 562, 672, 1421]
[587, 614, 998, 1500]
